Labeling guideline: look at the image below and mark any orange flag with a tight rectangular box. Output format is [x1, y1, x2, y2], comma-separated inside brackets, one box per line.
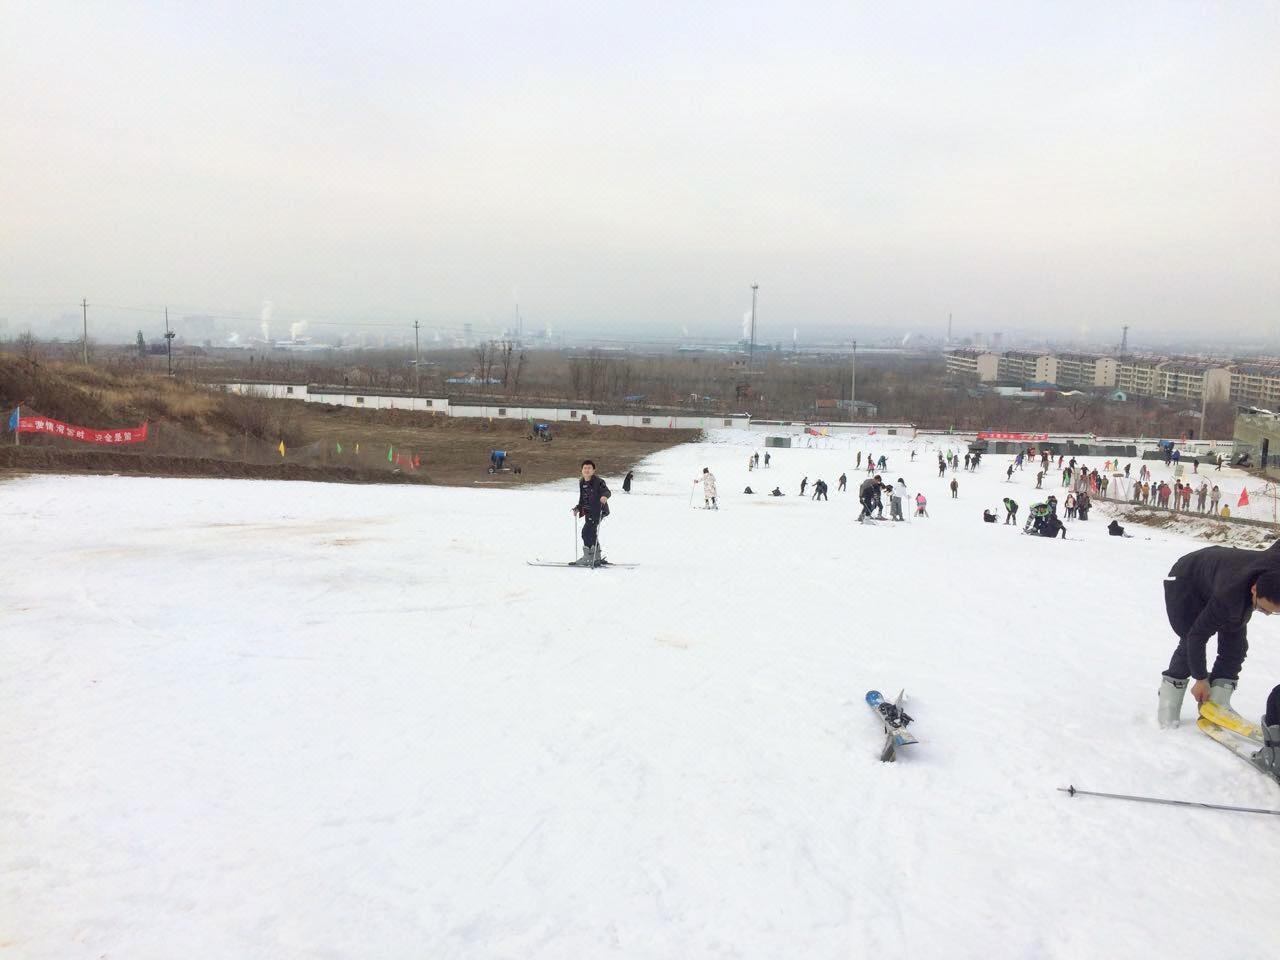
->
[1238, 488, 1250, 507]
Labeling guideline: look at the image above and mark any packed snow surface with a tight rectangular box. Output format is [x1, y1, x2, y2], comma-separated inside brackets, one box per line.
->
[3, 431, 1279, 959]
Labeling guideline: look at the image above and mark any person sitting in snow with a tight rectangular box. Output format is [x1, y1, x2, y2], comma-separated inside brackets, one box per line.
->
[983, 508, 998, 523]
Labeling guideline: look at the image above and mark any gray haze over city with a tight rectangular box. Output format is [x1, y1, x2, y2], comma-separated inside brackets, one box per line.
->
[2, 2, 1277, 350]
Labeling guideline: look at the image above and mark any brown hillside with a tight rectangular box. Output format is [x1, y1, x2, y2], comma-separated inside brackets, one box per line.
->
[0, 357, 698, 486]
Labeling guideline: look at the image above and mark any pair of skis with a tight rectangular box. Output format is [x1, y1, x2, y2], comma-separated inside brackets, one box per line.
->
[1198, 702, 1277, 786]
[527, 559, 638, 569]
[866, 689, 918, 762]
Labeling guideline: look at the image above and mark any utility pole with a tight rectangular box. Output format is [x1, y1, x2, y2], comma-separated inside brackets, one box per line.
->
[1199, 376, 1208, 443]
[1120, 325, 1129, 357]
[851, 339, 857, 419]
[413, 320, 421, 394]
[81, 298, 89, 364]
[164, 307, 176, 376]
[749, 283, 758, 370]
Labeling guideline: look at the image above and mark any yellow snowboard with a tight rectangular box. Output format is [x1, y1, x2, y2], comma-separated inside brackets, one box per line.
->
[1199, 701, 1262, 741]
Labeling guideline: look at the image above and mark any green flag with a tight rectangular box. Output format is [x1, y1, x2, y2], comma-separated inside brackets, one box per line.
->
[336, 442, 343, 454]
[387, 445, 393, 462]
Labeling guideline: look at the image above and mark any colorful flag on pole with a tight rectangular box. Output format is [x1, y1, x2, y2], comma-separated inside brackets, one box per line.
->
[387, 445, 393, 462]
[7, 406, 17, 431]
[278, 441, 286, 457]
[1238, 488, 1250, 507]
[336, 442, 343, 454]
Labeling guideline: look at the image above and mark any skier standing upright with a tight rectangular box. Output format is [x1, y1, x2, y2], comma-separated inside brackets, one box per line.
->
[696, 467, 719, 509]
[571, 460, 611, 566]
[1003, 497, 1018, 525]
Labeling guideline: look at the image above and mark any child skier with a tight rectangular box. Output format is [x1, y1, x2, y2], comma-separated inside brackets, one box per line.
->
[570, 459, 611, 566]
[696, 467, 719, 509]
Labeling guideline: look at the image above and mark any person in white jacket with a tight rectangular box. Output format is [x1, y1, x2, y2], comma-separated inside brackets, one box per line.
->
[892, 478, 910, 521]
[695, 467, 719, 510]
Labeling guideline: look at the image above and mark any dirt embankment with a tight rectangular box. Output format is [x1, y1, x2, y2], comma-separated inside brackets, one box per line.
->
[0, 357, 700, 486]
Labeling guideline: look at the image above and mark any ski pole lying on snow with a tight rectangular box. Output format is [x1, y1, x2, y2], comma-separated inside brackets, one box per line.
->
[1059, 785, 1280, 817]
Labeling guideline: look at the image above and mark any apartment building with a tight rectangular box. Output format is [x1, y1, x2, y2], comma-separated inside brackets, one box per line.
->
[1156, 361, 1232, 405]
[945, 349, 1001, 382]
[999, 351, 1057, 384]
[1231, 362, 1280, 408]
[1114, 357, 1163, 397]
[1055, 354, 1118, 388]
[946, 348, 1269, 404]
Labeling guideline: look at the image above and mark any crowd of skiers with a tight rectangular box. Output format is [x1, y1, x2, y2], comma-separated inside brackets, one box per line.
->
[1131, 477, 1224, 514]
[575, 444, 1280, 784]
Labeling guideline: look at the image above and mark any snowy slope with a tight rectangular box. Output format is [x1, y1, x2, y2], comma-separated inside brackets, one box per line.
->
[2, 432, 1278, 960]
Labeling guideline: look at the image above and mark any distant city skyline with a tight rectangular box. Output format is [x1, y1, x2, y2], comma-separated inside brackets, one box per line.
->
[3, 3, 1277, 341]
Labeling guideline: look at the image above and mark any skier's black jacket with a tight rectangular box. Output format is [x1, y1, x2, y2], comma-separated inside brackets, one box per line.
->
[576, 475, 611, 518]
[1166, 541, 1280, 679]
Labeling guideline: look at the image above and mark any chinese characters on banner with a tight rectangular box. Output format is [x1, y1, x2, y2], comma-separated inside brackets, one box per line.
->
[977, 431, 1049, 441]
[16, 415, 149, 444]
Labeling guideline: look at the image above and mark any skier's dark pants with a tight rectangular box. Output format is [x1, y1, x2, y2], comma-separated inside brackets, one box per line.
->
[581, 513, 603, 548]
[1005, 509, 1016, 525]
[1268, 685, 1280, 726]
[1162, 580, 1247, 682]
[859, 495, 875, 519]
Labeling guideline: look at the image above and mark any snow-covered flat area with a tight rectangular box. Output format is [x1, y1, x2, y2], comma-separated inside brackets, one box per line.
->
[3, 431, 1279, 959]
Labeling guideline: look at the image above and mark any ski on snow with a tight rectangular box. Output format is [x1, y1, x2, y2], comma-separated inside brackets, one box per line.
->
[1197, 707, 1277, 787]
[1200, 701, 1262, 740]
[867, 689, 918, 762]
[526, 560, 639, 569]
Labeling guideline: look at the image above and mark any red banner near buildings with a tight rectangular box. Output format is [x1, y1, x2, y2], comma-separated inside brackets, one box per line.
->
[17, 415, 149, 444]
[977, 431, 1049, 441]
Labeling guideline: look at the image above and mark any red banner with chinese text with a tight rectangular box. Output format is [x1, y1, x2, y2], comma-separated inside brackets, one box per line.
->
[17, 415, 149, 444]
[977, 431, 1048, 441]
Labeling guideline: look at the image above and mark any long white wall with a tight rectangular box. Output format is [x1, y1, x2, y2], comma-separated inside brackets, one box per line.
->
[214, 381, 1238, 450]
[217, 382, 754, 430]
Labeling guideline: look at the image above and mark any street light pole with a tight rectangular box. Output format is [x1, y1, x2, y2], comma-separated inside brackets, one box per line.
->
[164, 307, 175, 376]
[413, 320, 421, 394]
[851, 339, 857, 419]
[1199, 377, 1208, 443]
[81, 298, 89, 364]
[749, 284, 758, 370]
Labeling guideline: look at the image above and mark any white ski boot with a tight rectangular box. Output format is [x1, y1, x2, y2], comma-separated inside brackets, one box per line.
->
[1158, 675, 1188, 729]
[1208, 678, 1237, 709]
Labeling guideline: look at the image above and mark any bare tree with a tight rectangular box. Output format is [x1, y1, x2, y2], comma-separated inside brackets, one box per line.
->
[510, 350, 526, 396]
[498, 339, 516, 390]
[16, 331, 40, 361]
[473, 341, 497, 389]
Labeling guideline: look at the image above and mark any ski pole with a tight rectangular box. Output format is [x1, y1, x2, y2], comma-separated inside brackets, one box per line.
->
[689, 481, 697, 508]
[1059, 785, 1280, 817]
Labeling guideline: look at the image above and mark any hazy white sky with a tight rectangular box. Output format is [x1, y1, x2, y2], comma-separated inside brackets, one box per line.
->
[2, 1, 1277, 340]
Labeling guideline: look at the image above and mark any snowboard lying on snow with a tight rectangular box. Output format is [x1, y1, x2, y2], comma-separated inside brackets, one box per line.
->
[867, 689, 918, 763]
